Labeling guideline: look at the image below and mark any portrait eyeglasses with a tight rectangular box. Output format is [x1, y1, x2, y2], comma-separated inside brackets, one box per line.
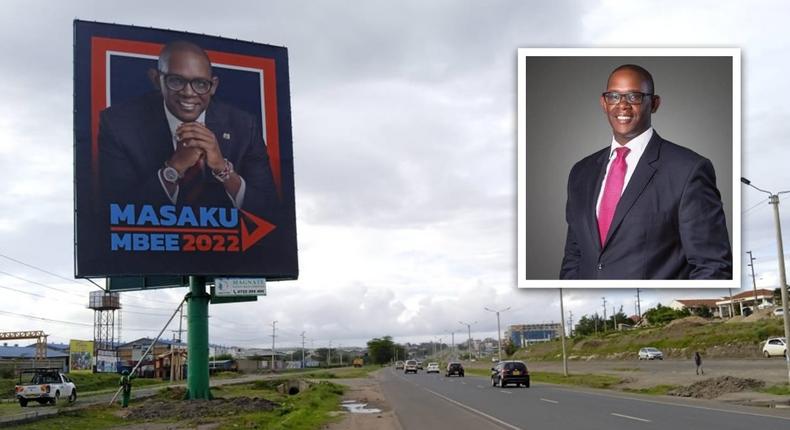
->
[159, 71, 213, 95]
[602, 92, 653, 105]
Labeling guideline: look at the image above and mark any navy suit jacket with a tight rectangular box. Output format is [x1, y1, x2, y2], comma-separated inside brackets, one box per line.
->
[559, 132, 732, 280]
[98, 92, 278, 219]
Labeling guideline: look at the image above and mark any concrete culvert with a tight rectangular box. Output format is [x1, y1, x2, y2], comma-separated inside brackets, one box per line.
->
[288, 386, 300, 395]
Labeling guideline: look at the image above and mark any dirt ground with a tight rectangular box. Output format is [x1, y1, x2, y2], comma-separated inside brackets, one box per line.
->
[322, 377, 401, 430]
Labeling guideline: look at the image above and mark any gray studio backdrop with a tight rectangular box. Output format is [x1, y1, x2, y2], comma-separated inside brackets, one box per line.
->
[523, 56, 734, 280]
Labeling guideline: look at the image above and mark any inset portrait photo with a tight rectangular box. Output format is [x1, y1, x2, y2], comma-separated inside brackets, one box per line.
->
[517, 48, 740, 288]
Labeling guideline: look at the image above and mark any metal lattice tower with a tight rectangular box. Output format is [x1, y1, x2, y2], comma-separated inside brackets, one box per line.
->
[89, 291, 121, 352]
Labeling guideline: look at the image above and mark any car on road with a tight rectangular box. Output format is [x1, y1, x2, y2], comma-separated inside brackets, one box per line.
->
[417, 361, 424, 370]
[445, 362, 464, 377]
[638, 347, 664, 360]
[774, 307, 785, 317]
[14, 368, 77, 407]
[404, 360, 419, 374]
[395, 360, 405, 370]
[426, 362, 440, 373]
[763, 337, 787, 358]
[491, 360, 529, 388]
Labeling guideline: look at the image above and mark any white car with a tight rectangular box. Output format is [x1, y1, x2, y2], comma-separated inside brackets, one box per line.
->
[404, 360, 418, 374]
[15, 369, 77, 407]
[426, 362, 440, 373]
[774, 308, 785, 317]
[763, 337, 787, 358]
[638, 347, 663, 360]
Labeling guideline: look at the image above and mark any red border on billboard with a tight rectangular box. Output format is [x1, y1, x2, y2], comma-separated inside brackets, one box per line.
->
[89, 37, 282, 196]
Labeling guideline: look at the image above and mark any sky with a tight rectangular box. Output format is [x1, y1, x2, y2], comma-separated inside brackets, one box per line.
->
[1, 0, 789, 350]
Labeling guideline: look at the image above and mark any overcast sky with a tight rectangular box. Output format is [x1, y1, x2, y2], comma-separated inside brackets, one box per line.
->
[1, 1, 789, 350]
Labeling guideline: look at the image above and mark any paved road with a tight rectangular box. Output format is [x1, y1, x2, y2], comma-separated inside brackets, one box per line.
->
[377, 368, 790, 430]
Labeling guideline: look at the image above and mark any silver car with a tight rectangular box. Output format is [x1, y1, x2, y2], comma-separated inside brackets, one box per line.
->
[638, 347, 663, 360]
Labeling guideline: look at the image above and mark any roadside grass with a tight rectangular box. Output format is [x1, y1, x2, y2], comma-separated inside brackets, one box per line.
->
[301, 365, 378, 380]
[759, 384, 790, 396]
[622, 384, 679, 396]
[2, 373, 167, 401]
[8, 379, 345, 430]
[465, 368, 622, 389]
[515, 318, 784, 361]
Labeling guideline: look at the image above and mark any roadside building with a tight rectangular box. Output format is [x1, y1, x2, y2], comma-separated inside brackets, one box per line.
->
[117, 337, 181, 377]
[716, 289, 777, 317]
[506, 323, 562, 347]
[670, 299, 721, 317]
[0, 344, 69, 373]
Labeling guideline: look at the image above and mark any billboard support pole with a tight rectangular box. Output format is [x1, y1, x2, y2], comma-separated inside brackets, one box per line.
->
[186, 276, 212, 400]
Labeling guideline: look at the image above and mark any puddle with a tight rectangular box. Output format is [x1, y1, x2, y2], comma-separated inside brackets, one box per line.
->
[340, 400, 381, 414]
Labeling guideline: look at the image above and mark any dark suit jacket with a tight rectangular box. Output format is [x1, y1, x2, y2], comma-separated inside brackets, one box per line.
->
[98, 92, 278, 219]
[560, 132, 732, 280]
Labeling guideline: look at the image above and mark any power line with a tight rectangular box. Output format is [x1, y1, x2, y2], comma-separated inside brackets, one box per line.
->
[0, 253, 93, 288]
[0, 309, 172, 332]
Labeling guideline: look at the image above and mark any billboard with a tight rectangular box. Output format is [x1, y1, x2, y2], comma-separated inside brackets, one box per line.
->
[96, 349, 119, 373]
[69, 339, 94, 372]
[74, 21, 298, 280]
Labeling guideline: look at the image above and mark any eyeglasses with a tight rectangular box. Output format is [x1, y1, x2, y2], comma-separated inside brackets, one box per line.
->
[602, 92, 653, 105]
[159, 71, 213, 95]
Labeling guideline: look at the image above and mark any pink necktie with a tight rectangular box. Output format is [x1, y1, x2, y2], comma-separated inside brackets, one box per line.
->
[598, 147, 630, 246]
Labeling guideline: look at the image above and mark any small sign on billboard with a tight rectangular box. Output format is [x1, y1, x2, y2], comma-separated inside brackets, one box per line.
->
[215, 278, 266, 296]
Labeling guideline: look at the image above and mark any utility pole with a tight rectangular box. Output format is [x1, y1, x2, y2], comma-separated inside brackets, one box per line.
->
[339, 344, 343, 366]
[301, 332, 306, 369]
[568, 311, 574, 337]
[602, 297, 608, 332]
[613, 306, 617, 330]
[328, 340, 332, 366]
[636, 289, 642, 324]
[449, 331, 455, 360]
[271, 321, 277, 372]
[747, 250, 760, 310]
[458, 320, 476, 361]
[559, 289, 568, 376]
[484, 306, 510, 361]
[741, 177, 790, 385]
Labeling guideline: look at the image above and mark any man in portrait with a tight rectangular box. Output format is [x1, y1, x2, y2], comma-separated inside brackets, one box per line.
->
[559, 64, 732, 280]
[97, 40, 278, 218]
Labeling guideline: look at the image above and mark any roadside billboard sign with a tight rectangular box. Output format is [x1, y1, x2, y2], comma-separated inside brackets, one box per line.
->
[74, 20, 298, 281]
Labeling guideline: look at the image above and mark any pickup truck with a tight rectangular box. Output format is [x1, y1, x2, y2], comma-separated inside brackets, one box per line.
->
[14, 368, 77, 407]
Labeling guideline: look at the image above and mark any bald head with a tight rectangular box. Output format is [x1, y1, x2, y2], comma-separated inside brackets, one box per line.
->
[158, 40, 212, 73]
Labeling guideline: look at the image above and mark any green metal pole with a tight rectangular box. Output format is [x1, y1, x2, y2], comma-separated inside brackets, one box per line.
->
[186, 276, 212, 400]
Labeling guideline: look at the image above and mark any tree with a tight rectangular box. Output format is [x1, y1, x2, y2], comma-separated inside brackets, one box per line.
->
[644, 303, 691, 325]
[367, 336, 405, 365]
[575, 313, 605, 336]
[503, 340, 517, 357]
[694, 305, 713, 318]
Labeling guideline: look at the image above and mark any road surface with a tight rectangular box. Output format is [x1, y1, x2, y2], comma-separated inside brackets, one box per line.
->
[377, 367, 790, 430]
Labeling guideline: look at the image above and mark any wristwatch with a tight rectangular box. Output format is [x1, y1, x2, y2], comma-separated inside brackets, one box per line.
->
[212, 159, 234, 183]
[161, 163, 182, 184]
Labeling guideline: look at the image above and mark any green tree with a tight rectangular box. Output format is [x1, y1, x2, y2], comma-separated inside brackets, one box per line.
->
[644, 303, 691, 325]
[367, 336, 405, 365]
[575, 313, 605, 336]
[503, 340, 517, 357]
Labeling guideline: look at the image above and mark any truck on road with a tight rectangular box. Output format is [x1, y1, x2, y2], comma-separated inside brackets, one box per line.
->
[14, 368, 77, 407]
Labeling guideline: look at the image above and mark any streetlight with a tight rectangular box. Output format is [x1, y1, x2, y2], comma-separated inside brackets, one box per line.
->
[484, 306, 510, 361]
[458, 320, 477, 361]
[742, 177, 790, 385]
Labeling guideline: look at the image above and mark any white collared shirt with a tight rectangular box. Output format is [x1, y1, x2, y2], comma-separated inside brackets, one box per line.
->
[595, 127, 653, 217]
[158, 102, 246, 207]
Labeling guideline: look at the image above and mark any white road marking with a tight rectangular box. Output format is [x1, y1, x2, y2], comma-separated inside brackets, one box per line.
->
[611, 413, 651, 423]
[540, 398, 559, 404]
[461, 381, 466, 385]
[500, 390, 512, 394]
[477, 385, 485, 389]
[423, 387, 523, 430]
[549, 386, 790, 422]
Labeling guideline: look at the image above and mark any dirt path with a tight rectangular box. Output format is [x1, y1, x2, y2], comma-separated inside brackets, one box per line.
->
[323, 374, 401, 430]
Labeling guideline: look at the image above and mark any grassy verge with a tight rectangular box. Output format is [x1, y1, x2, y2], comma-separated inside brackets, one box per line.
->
[465, 368, 622, 389]
[8, 378, 346, 430]
[300, 365, 379, 379]
[759, 384, 790, 396]
[622, 385, 679, 396]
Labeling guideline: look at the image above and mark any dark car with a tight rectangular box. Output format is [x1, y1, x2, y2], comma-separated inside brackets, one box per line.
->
[445, 362, 465, 377]
[491, 360, 529, 388]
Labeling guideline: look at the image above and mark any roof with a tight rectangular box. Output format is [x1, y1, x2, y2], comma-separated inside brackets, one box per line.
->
[117, 337, 185, 348]
[674, 299, 719, 307]
[716, 289, 776, 304]
[0, 345, 69, 359]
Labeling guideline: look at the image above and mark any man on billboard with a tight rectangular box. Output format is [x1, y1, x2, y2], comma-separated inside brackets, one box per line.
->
[98, 40, 277, 216]
[559, 64, 732, 280]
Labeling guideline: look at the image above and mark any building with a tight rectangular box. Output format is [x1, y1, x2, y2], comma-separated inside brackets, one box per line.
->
[506, 323, 562, 346]
[670, 299, 721, 317]
[716, 289, 777, 317]
[0, 344, 69, 372]
[116, 337, 184, 377]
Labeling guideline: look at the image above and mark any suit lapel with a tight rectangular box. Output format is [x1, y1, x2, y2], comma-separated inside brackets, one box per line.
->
[137, 96, 172, 173]
[586, 149, 610, 253]
[602, 133, 661, 247]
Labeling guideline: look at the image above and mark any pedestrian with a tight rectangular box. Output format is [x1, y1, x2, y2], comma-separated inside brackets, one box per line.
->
[119, 369, 135, 408]
[694, 351, 704, 375]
